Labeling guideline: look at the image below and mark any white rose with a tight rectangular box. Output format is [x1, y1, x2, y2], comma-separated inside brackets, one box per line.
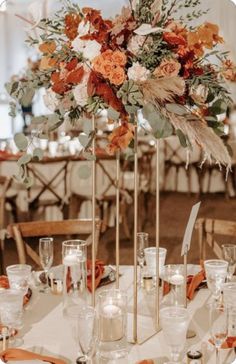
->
[127, 62, 150, 82]
[127, 35, 145, 55]
[189, 84, 208, 105]
[72, 73, 90, 107]
[43, 88, 58, 112]
[77, 20, 90, 37]
[72, 37, 101, 61]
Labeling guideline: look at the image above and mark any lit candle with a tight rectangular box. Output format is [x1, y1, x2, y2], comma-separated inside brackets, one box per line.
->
[99, 303, 124, 342]
[170, 274, 184, 286]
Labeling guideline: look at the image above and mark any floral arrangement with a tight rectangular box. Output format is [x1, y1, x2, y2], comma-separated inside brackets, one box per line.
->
[6, 0, 233, 185]
[221, 59, 236, 82]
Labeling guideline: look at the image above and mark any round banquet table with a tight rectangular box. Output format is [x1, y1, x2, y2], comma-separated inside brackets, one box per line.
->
[18, 267, 235, 363]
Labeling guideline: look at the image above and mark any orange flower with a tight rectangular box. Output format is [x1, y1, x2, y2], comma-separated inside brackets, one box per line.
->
[109, 66, 126, 86]
[64, 13, 81, 40]
[163, 32, 187, 47]
[92, 56, 103, 73]
[111, 51, 127, 66]
[39, 56, 57, 70]
[39, 41, 56, 54]
[107, 123, 134, 154]
[154, 58, 181, 77]
[99, 60, 114, 77]
[102, 50, 114, 62]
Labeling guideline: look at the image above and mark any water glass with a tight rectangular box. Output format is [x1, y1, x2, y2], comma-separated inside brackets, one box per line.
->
[160, 306, 189, 363]
[222, 244, 236, 281]
[62, 240, 87, 316]
[222, 282, 236, 307]
[144, 247, 167, 277]
[6, 264, 31, 295]
[0, 289, 24, 346]
[204, 260, 228, 302]
[209, 302, 229, 364]
[77, 306, 96, 363]
[39, 237, 54, 293]
[97, 289, 127, 361]
[137, 232, 149, 286]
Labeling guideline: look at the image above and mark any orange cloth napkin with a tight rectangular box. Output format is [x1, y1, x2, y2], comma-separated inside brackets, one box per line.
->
[136, 360, 154, 364]
[0, 276, 31, 306]
[87, 260, 105, 292]
[0, 348, 66, 364]
[163, 269, 206, 301]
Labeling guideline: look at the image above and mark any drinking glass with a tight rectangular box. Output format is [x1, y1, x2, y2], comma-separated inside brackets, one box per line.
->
[0, 289, 24, 346]
[209, 302, 229, 364]
[161, 265, 185, 307]
[204, 260, 228, 302]
[160, 306, 189, 363]
[137, 232, 149, 286]
[77, 306, 96, 363]
[144, 247, 167, 277]
[62, 240, 87, 315]
[6, 264, 31, 295]
[39, 237, 54, 293]
[222, 244, 236, 281]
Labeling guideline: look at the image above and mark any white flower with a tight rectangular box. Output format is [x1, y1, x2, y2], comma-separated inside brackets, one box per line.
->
[43, 88, 58, 112]
[189, 84, 208, 105]
[72, 73, 90, 107]
[127, 35, 145, 55]
[77, 20, 90, 37]
[72, 37, 101, 61]
[127, 62, 150, 82]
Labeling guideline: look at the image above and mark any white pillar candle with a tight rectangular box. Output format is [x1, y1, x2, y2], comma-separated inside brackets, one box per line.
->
[99, 303, 124, 342]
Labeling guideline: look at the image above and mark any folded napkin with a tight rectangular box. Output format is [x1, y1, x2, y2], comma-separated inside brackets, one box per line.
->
[163, 269, 206, 301]
[136, 360, 154, 364]
[209, 336, 236, 349]
[0, 348, 66, 364]
[87, 260, 105, 292]
[0, 276, 32, 306]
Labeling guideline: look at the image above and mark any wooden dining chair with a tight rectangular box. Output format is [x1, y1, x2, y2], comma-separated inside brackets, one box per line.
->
[6, 219, 101, 267]
[195, 218, 236, 261]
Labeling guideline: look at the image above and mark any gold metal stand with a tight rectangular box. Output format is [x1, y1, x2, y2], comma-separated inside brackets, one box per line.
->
[91, 115, 96, 307]
[116, 150, 120, 288]
[155, 139, 160, 331]
[133, 122, 138, 344]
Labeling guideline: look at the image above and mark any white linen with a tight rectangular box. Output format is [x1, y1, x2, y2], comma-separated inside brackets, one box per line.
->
[21, 266, 235, 364]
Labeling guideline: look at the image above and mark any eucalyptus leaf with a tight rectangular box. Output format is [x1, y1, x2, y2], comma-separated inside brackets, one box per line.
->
[48, 114, 63, 131]
[176, 129, 188, 148]
[23, 176, 34, 189]
[14, 133, 28, 151]
[107, 107, 120, 121]
[79, 133, 89, 148]
[31, 116, 47, 124]
[20, 88, 35, 107]
[33, 148, 44, 161]
[17, 154, 32, 166]
[166, 103, 187, 116]
[78, 165, 91, 179]
[82, 119, 93, 135]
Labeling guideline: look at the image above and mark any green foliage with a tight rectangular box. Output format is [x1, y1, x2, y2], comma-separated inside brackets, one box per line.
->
[14, 133, 28, 151]
[117, 81, 143, 110]
[142, 103, 173, 138]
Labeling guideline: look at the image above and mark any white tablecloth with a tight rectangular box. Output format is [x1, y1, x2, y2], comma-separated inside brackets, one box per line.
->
[20, 266, 235, 364]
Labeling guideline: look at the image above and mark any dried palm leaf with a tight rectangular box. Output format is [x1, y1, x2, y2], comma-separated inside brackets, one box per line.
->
[162, 108, 231, 170]
[141, 76, 185, 105]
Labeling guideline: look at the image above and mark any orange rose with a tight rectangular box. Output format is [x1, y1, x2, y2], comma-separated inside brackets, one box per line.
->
[100, 60, 114, 77]
[154, 58, 181, 77]
[109, 67, 126, 86]
[111, 50, 127, 66]
[102, 50, 113, 62]
[92, 56, 103, 73]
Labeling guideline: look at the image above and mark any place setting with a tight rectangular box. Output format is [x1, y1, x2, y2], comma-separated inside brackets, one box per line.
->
[1, 0, 236, 363]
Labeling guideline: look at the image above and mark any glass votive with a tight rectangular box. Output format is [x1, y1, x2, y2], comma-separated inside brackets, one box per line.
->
[161, 264, 185, 307]
[97, 289, 127, 361]
[204, 260, 228, 301]
[6, 264, 32, 295]
[142, 267, 154, 293]
[144, 247, 167, 277]
[0, 289, 24, 339]
[222, 282, 236, 307]
[62, 240, 87, 315]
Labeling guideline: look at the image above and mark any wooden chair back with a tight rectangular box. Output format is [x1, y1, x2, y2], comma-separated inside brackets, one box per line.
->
[195, 218, 236, 260]
[0, 176, 11, 274]
[7, 219, 101, 267]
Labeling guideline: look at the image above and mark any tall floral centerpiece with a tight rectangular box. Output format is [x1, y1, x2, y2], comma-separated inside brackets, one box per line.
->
[6, 0, 233, 344]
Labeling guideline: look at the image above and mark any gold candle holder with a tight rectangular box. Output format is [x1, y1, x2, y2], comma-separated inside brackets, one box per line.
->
[92, 115, 96, 307]
[116, 150, 120, 288]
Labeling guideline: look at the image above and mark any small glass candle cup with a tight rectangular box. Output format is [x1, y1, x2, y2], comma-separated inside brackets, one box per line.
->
[6, 264, 32, 295]
[97, 289, 127, 361]
[161, 265, 185, 307]
[144, 247, 167, 277]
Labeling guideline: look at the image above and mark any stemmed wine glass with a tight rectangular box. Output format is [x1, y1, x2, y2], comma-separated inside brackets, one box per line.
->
[160, 306, 189, 363]
[39, 237, 54, 293]
[76, 306, 96, 363]
[222, 244, 236, 282]
[209, 302, 229, 364]
[137, 232, 149, 286]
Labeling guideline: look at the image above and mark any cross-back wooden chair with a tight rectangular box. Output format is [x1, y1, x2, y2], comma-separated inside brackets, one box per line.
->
[6, 219, 101, 268]
[195, 218, 236, 261]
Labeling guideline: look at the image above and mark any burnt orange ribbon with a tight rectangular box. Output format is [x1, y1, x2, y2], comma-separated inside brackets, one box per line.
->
[0, 348, 66, 364]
